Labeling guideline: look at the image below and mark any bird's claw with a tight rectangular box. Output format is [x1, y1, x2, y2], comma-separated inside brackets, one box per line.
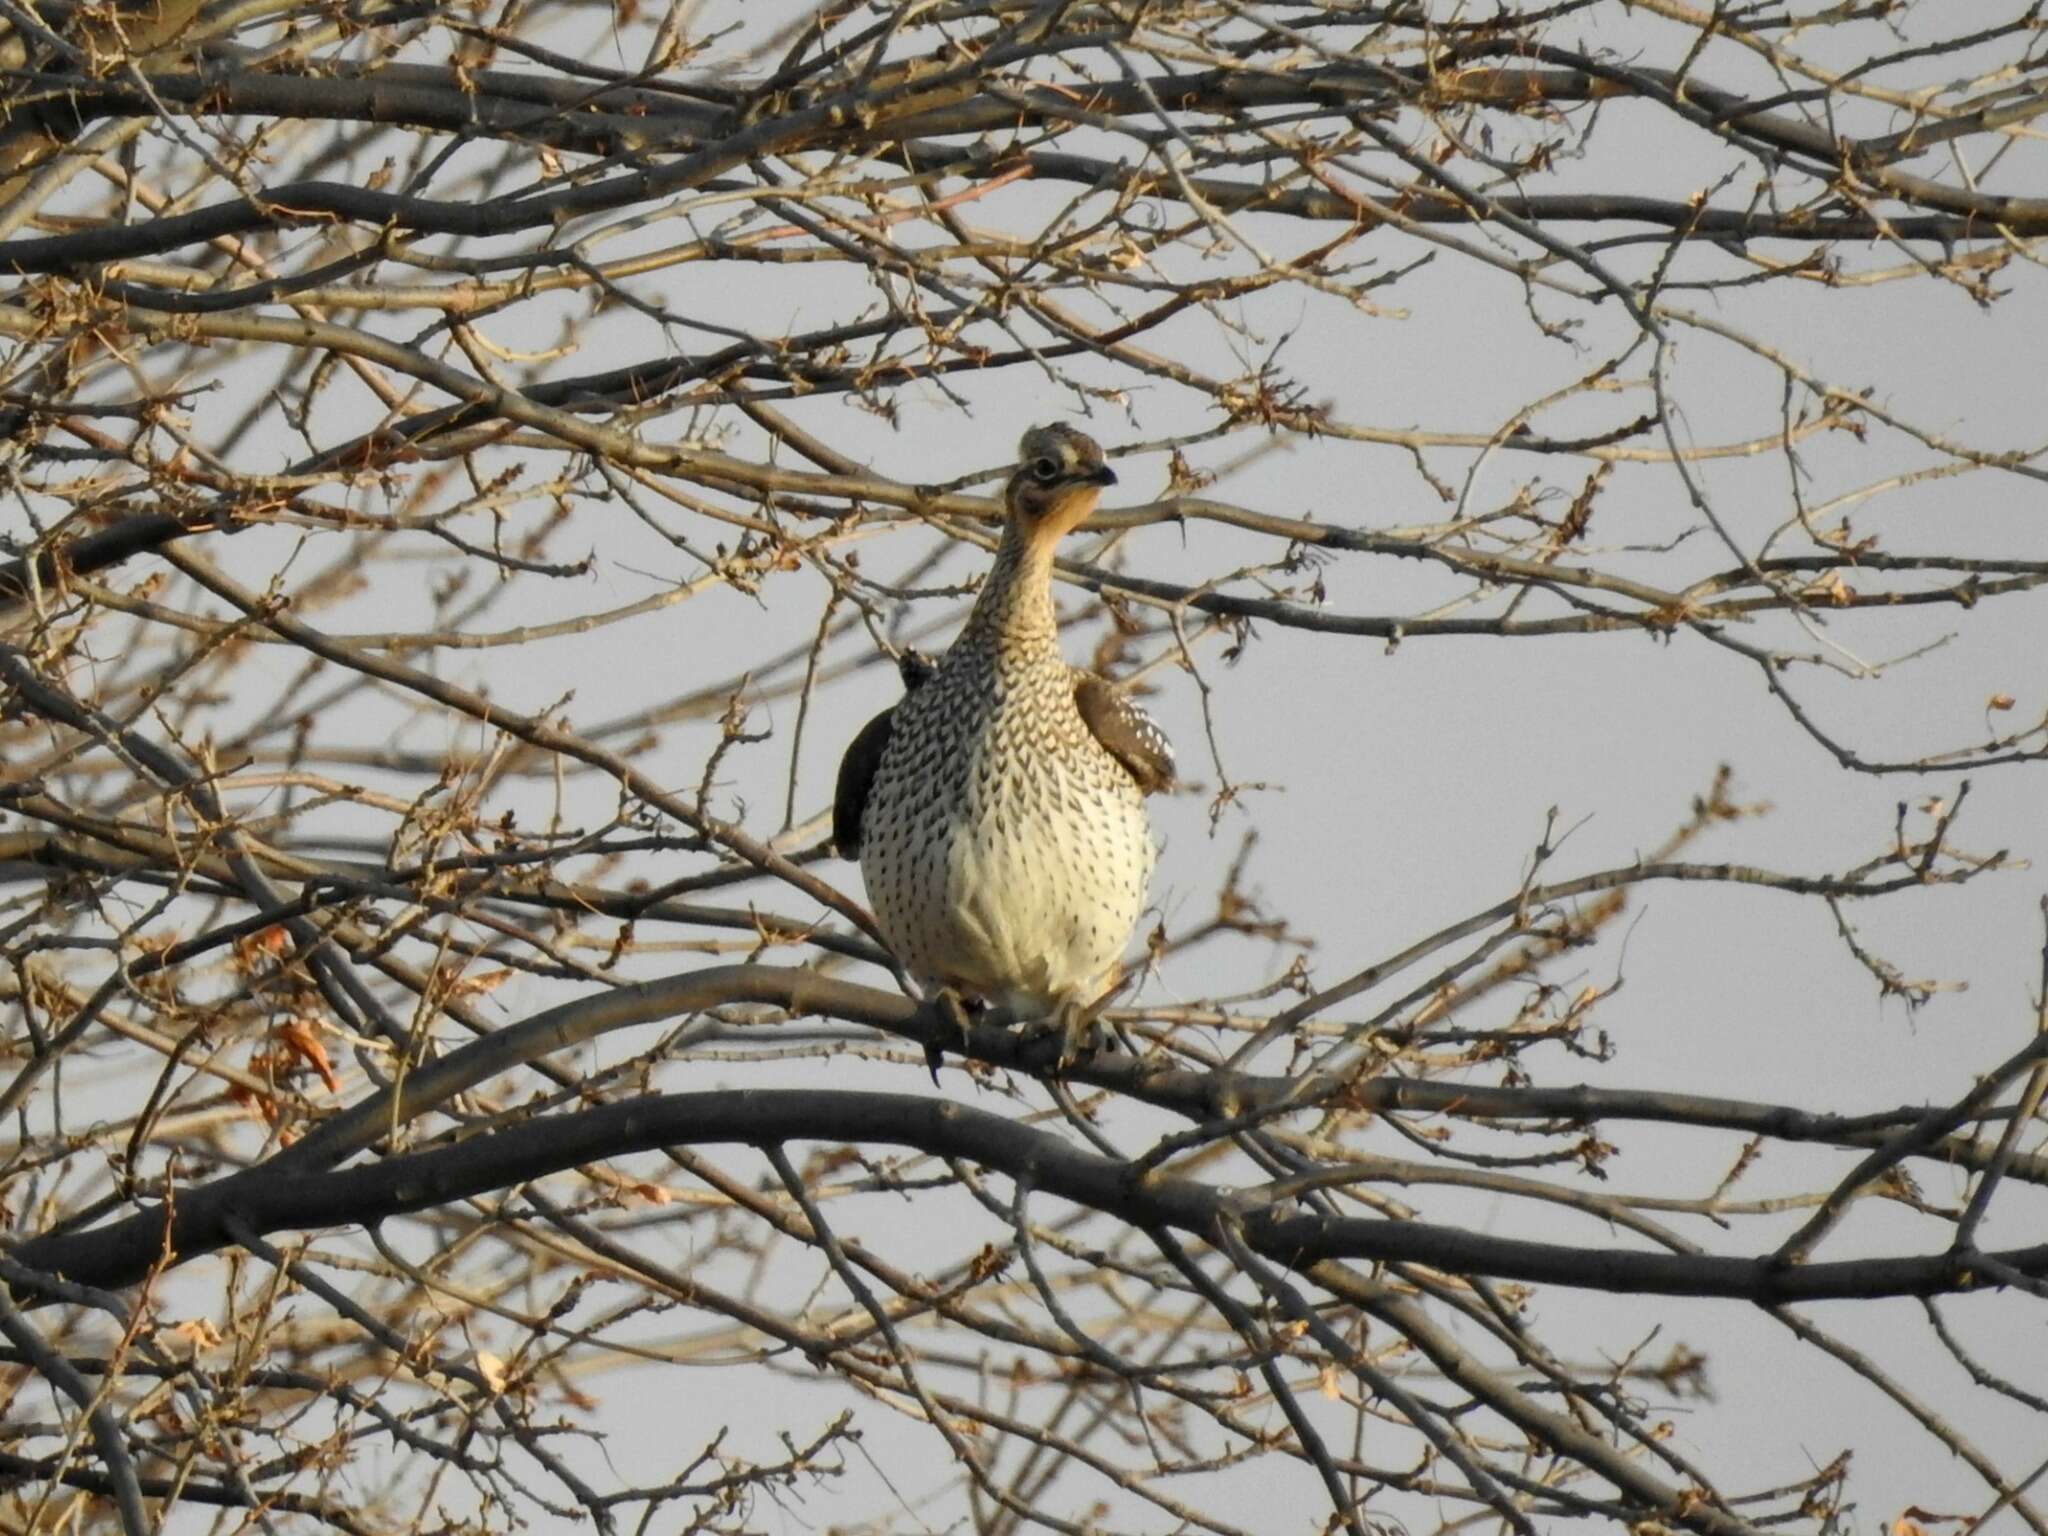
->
[937, 988, 979, 1045]
[924, 988, 982, 1081]
[1050, 1000, 1105, 1072]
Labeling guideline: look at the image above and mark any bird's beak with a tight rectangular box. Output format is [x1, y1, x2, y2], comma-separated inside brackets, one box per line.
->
[1079, 463, 1117, 487]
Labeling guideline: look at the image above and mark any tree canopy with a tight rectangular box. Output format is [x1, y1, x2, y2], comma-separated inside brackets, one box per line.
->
[5, 2, 2048, 1532]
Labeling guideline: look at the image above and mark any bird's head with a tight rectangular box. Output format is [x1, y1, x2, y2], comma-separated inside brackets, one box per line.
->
[1005, 424, 1117, 548]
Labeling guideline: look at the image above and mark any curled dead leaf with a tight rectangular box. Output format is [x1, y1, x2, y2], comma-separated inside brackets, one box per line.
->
[166, 1318, 223, 1351]
[449, 967, 514, 998]
[277, 1018, 340, 1093]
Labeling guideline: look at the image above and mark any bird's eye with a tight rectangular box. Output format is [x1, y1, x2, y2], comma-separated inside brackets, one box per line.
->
[1031, 456, 1061, 482]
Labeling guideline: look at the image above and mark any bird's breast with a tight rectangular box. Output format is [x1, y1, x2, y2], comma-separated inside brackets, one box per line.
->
[857, 658, 1155, 1011]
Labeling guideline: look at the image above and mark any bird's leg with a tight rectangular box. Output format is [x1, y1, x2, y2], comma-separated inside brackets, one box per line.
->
[1052, 997, 1101, 1072]
[923, 987, 984, 1081]
[939, 987, 984, 1047]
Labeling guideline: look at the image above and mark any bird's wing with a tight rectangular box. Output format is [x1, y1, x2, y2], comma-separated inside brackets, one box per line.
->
[832, 707, 897, 859]
[1074, 673, 1175, 795]
[833, 651, 937, 858]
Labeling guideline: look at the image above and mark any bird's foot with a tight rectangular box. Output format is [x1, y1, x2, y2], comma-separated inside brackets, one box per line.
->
[937, 987, 983, 1047]
[924, 987, 984, 1082]
[1049, 998, 1103, 1073]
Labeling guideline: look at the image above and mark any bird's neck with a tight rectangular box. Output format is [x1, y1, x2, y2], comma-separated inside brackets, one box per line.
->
[961, 525, 1060, 653]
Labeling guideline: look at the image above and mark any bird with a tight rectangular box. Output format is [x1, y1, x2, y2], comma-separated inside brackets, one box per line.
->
[834, 423, 1175, 1068]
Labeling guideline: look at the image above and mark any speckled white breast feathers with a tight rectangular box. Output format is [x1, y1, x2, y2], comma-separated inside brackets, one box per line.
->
[857, 639, 1156, 1015]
